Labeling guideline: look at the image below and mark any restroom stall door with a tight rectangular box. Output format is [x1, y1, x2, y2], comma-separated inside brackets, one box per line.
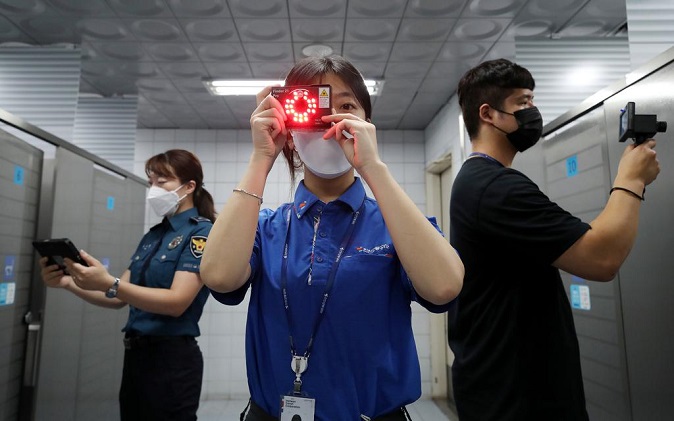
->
[602, 64, 674, 420]
[541, 108, 632, 421]
[0, 132, 43, 421]
[34, 148, 145, 421]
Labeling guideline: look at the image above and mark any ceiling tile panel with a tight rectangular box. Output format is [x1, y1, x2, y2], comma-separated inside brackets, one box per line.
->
[180, 18, 239, 42]
[437, 41, 490, 61]
[291, 18, 344, 42]
[77, 19, 134, 42]
[347, 0, 407, 18]
[389, 42, 443, 62]
[106, 0, 173, 18]
[125, 18, 187, 42]
[244, 42, 294, 62]
[464, 0, 528, 17]
[203, 62, 252, 78]
[348, 61, 387, 79]
[228, 0, 288, 18]
[195, 43, 246, 62]
[506, 19, 554, 38]
[144, 42, 196, 62]
[49, 0, 116, 17]
[167, 0, 231, 18]
[0, 15, 36, 43]
[404, 0, 465, 18]
[397, 18, 456, 42]
[235, 18, 291, 42]
[288, 0, 346, 18]
[344, 18, 400, 42]
[171, 78, 211, 93]
[87, 41, 152, 62]
[158, 62, 208, 79]
[0, 0, 51, 17]
[16, 15, 79, 43]
[385, 62, 433, 79]
[249, 61, 295, 79]
[342, 42, 393, 62]
[136, 78, 175, 93]
[449, 18, 511, 41]
[426, 60, 474, 79]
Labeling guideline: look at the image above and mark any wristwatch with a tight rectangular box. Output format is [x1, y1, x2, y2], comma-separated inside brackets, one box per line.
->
[105, 277, 120, 298]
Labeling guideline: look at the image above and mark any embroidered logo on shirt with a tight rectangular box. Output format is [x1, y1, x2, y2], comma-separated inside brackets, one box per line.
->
[190, 236, 207, 258]
[355, 244, 393, 257]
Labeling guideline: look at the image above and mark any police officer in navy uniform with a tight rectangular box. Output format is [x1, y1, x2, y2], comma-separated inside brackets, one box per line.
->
[40, 149, 216, 421]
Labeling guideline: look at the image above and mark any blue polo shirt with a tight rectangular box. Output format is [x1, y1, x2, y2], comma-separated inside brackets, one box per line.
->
[124, 207, 211, 337]
[211, 178, 450, 420]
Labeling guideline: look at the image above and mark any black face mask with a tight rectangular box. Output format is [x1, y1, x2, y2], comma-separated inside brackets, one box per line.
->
[491, 106, 543, 152]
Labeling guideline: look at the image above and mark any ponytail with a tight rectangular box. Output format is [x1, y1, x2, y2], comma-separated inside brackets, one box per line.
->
[194, 184, 217, 223]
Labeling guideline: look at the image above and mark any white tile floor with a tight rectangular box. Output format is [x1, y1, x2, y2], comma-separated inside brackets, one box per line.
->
[197, 399, 456, 420]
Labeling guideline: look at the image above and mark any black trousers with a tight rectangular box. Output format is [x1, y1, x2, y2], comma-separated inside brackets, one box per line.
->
[242, 399, 412, 421]
[120, 336, 203, 421]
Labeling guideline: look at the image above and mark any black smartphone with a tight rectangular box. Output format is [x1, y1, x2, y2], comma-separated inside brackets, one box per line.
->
[32, 238, 88, 274]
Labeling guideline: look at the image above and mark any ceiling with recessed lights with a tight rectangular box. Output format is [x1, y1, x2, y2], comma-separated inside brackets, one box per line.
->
[0, 0, 627, 130]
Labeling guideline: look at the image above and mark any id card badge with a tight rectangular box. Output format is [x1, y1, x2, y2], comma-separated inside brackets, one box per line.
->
[280, 395, 315, 421]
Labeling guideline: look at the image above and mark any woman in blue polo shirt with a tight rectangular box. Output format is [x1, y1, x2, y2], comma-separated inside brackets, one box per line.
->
[39, 149, 215, 420]
[201, 56, 464, 420]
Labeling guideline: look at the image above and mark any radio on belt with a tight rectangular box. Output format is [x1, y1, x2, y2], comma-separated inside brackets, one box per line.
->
[271, 84, 332, 129]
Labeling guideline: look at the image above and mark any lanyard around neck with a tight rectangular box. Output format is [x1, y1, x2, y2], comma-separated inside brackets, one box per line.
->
[468, 152, 504, 167]
[280, 200, 364, 359]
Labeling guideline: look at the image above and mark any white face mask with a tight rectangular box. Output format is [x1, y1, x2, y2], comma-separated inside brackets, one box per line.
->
[291, 129, 352, 179]
[146, 184, 185, 217]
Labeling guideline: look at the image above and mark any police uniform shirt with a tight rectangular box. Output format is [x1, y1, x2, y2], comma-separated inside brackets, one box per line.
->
[448, 157, 591, 421]
[211, 177, 449, 420]
[124, 207, 212, 337]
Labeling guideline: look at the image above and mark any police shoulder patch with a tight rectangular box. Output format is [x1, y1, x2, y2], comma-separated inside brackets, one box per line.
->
[190, 235, 207, 258]
[190, 216, 211, 223]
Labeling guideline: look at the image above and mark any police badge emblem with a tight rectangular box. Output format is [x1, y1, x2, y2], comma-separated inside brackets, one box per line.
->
[190, 236, 207, 258]
[168, 235, 183, 249]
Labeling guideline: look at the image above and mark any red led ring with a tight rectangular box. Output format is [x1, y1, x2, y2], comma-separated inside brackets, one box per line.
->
[284, 89, 317, 124]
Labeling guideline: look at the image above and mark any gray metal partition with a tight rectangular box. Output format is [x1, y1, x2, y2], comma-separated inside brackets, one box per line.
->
[0, 132, 43, 421]
[34, 154, 146, 421]
[528, 48, 674, 420]
[601, 65, 674, 421]
[0, 109, 146, 421]
[542, 109, 632, 420]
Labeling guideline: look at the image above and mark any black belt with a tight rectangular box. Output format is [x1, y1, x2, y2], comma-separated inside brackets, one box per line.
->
[123, 335, 194, 350]
[242, 399, 411, 421]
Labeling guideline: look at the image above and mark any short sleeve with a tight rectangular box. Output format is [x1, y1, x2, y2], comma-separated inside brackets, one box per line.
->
[176, 223, 212, 273]
[479, 171, 591, 264]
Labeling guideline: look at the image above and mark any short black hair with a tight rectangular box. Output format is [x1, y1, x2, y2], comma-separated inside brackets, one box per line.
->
[457, 59, 535, 138]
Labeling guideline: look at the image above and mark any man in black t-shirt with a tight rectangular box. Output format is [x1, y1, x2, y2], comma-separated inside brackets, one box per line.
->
[448, 59, 660, 421]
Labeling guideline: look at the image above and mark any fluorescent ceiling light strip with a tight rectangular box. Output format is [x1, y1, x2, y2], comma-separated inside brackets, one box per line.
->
[204, 79, 383, 96]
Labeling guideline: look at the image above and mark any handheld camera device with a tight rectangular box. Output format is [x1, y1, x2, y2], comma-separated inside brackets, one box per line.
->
[618, 102, 667, 144]
[271, 84, 332, 129]
[32, 238, 88, 274]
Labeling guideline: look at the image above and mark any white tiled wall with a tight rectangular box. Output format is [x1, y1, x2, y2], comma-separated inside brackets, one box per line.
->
[134, 128, 436, 399]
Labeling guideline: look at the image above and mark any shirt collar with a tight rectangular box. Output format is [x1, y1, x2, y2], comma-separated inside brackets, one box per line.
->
[292, 178, 366, 219]
[165, 207, 198, 231]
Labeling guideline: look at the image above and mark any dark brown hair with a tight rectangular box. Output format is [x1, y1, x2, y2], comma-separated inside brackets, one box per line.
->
[145, 149, 216, 222]
[282, 55, 372, 183]
[457, 58, 535, 139]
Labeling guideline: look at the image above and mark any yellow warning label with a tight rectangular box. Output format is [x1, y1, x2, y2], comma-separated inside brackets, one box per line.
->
[320, 89, 328, 97]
